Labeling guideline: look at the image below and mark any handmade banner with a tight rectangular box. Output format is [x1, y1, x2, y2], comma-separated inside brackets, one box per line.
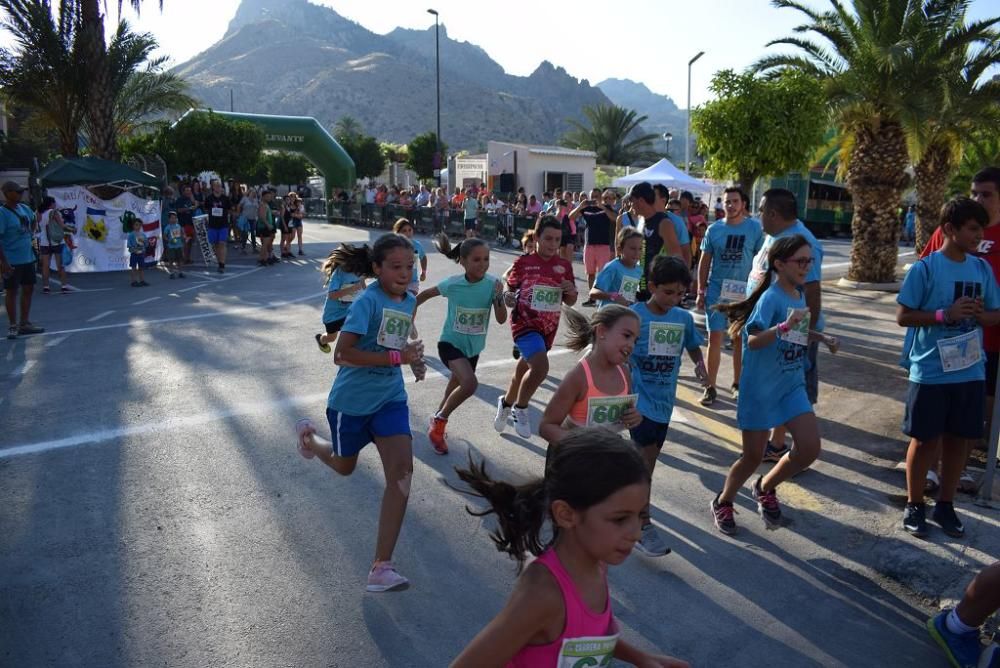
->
[48, 186, 162, 272]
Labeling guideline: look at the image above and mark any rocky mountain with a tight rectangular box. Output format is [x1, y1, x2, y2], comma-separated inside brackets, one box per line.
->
[173, 0, 614, 150]
[596, 78, 688, 156]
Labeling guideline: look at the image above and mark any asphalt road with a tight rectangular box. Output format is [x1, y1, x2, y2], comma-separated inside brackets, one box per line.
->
[0, 221, 979, 667]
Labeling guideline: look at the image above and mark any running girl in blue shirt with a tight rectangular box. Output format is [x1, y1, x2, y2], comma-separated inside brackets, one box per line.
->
[295, 233, 427, 593]
[710, 235, 826, 535]
[416, 235, 507, 455]
[314, 249, 366, 353]
[588, 227, 644, 308]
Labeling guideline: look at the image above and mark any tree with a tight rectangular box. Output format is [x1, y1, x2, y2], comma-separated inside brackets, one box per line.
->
[949, 129, 1000, 195]
[332, 118, 386, 181]
[692, 69, 827, 190]
[333, 115, 363, 143]
[168, 111, 264, 179]
[263, 151, 311, 186]
[561, 104, 658, 166]
[0, 0, 86, 156]
[757, 0, 996, 283]
[404, 132, 445, 180]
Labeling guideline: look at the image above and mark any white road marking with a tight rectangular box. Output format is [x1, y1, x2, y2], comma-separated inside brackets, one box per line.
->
[132, 296, 160, 306]
[175, 266, 263, 294]
[9, 360, 34, 378]
[45, 335, 69, 348]
[87, 310, 114, 322]
[38, 276, 114, 293]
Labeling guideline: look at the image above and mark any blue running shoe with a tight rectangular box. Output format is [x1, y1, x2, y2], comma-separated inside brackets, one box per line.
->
[927, 610, 981, 668]
[981, 644, 999, 668]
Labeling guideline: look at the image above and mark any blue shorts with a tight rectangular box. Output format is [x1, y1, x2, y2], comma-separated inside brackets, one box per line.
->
[630, 417, 669, 449]
[464, 218, 478, 231]
[129, 253, 145, 269]
[903, 380, 984, 441]
[514, 332, 549, 360]
[326, 400, 411, 458]
[705, 301, 729, 332]
[207, 227, 228, 244]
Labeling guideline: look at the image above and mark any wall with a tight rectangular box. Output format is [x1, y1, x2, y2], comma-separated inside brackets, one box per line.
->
[488, 141, 595, 197]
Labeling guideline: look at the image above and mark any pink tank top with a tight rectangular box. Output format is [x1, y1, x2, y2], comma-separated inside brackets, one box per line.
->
[569, 358, 630, 426]
[506, 548, 618, 668]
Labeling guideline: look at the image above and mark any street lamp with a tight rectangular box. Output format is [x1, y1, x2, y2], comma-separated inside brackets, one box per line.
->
[685, 51, 704, 175]
[663, 132, 673, 161]
[427, 8, 442, 186]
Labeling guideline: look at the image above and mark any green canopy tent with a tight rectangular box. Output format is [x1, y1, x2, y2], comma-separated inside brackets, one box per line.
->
[39, 156, 162, 191]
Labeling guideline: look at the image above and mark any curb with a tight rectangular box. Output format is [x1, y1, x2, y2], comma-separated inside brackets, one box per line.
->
[836, 277, 902, 292]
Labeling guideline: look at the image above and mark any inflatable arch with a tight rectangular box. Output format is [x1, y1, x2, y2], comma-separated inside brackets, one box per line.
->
[173, 109, 356, 207]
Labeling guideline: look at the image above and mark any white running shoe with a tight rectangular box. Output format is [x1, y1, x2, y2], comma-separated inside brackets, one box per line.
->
[512, 406, 532, 439]
[493, 396, 510, 433]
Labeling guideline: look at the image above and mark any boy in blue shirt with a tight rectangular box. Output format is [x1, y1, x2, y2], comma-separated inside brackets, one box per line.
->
[127, 219, 148, 287]
[897, 196, 1000, 538]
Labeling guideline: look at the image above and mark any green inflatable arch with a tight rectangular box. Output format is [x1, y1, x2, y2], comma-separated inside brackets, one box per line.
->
[175, 109, 356, 205]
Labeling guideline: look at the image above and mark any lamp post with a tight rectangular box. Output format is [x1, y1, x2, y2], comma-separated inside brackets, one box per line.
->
[663, 132, 673, 161]
[685, 51, 704, 175]
[427, 8, 442, 186]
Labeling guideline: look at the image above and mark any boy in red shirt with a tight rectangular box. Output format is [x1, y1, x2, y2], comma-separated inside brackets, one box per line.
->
[494, 216, 578, 438]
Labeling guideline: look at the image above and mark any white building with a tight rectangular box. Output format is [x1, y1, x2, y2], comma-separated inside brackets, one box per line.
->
[487, 141, 596, 197]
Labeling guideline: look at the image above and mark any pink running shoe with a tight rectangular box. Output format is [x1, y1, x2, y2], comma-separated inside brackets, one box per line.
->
[366, 561, 409, 592]
[295, 418, 316, 459]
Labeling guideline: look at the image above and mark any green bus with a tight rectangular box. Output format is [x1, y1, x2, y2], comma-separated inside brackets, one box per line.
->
[763, 170, 853, 238]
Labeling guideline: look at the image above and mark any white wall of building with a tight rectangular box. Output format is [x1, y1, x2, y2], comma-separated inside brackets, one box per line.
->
[488, 141, 596, 197]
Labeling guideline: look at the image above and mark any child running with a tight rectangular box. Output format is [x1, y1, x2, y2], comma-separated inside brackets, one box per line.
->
[507, 230, 537, 360]
[710, 235, 826, 535]
[451, 429, 690, 668]
[539, 305, 642, 445]
[314, 247, 366, 353]
[588, 227, 644, 308]
[416, 234, 507, 454]
[392, 218, 427, 296]
[295, 233, 427, 592]
[495, 215, 578, 438]
[628, 255, 706, 556]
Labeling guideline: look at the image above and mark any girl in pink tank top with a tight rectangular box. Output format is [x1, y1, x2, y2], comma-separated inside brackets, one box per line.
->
[539, 305, 643, 445]
[451, 429, 690, 668]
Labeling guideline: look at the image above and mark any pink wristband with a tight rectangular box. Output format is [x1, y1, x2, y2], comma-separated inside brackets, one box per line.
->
[777, 322, 791, 334]
[935, 309, 945, 324]
[388, 350, 401, 366]
[609, 292, 621, 301]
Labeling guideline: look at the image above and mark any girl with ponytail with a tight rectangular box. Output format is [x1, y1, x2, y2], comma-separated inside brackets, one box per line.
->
[415, 234, 507, 454]
[451, 429, 689, 668]
[710, 234, 827, 536]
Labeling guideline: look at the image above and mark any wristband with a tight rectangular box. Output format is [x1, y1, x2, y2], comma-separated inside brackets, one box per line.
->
[609, 292, 621, 301]
[777, 322, 791, 334]
[935, 309, 945, 324]
[388, 350, 401, 366]
[698, 289, 707, 296]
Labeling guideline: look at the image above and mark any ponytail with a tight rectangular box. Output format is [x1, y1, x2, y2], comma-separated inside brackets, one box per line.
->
[561, 304, 637, 352]
[328, 233, 413, 279]
[435, 232, 488, 264]
[320, 250, 340, 281]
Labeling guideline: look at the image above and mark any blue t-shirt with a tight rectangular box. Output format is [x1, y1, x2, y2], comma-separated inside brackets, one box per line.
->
[163, 221, 184, 250]
[126, 231, 146, 255]
[322, 267, 363, 324]
[667, 211, 690, 246]
[738, 284, 810, 427]
[0, 203, 36, 265]
[904, 211, 916, 235]
[747, 220, 825, 330]
[594, 259, 643, 308]
[898, 251, 999, 385]
[327, 283, 416, 415]
[438, 272, 499, 357]
[410, 239, 426, 285]
[701, 217, 765, 305]
[629, 301, 704, 424]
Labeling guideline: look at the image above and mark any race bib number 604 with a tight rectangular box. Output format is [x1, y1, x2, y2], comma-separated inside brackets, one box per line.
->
[649, 322, 684, 357]
[377, 308, 412, 350]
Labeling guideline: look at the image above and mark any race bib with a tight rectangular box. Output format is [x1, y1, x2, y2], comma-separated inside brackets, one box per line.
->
[530, 284, 562, 312]
[938, 330, 982, 373]
[211, 207, 224, 217]
[587, 394, 637, 429]
[619, 276, 640, 303]
[376, 308, 412, 350]
[720, 279, 747, 303]
[649, 322, 684, 357]
[777, 308, 810, 347]
[556, 635, 619, 668]
[453, 307, 488, 335]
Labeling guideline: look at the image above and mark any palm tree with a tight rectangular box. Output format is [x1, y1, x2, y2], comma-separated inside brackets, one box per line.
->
[0, 0, 86, 156]
[756, 0, 985, 283]
[562, 105, 659, 166]
[334, 116, 364, 143]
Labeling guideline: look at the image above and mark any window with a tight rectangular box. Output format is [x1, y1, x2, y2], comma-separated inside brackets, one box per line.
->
[567, 173, 584, 191]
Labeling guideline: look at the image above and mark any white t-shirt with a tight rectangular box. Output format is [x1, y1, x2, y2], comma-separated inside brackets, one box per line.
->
[365, 188, 376, 204]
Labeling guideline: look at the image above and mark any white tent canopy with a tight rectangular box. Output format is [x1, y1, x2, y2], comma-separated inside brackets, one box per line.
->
[612, 158, 712, 194]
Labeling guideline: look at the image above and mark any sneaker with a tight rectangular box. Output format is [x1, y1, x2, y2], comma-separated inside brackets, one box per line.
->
[711, 495, 737, 535]
[294, 418, 316, 460]
[903, 502, 928, 538]
[17, 323, 44, 335]
[762, 441, 789, 463]
[7, 325, 17, 340]
[315, 333, 331, 354]
[752, 476, 782, 529]
[926, 610, 981, 668]
[366, 561, 408, 592]
[512, 405, 532, 438]
[581, 299, 597, 308]
[178, 272, 185, 278]
[139, 281, 150, 287]
[428, 415, 448, 455]
[931, 501, 965, 538]
[60, 285, 70, 294]
[731, 383, 739, 399]
[298, 250, 305, 256]
[700, 386, 717, 406]
[633, 523, 671, 557]
[131, 281, 140, 287]
[217, 265, 224, 274]
[42, 286, 50, 294]
[493, 396, 511, 433]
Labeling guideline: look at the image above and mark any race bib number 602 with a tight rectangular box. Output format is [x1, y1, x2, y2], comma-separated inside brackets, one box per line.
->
[530, 285, 562, 312]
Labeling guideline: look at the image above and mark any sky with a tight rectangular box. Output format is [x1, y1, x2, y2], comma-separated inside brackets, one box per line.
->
[4, 0, 999, 108]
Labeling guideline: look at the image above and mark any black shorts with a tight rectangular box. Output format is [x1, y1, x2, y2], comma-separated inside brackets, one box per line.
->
[630, 416, 669, 449]
[256, 226, 274, 239]
[3, 262, 36, 290]
[987, 351, 998, 397]
[464, 218, 478, 231]
[324, 317, 346, 335]
[902, 380, 985, 441]
[438, 341, 479, 371]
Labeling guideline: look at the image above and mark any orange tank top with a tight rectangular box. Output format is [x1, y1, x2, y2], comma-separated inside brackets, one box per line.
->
[568, 358, 629, 426]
